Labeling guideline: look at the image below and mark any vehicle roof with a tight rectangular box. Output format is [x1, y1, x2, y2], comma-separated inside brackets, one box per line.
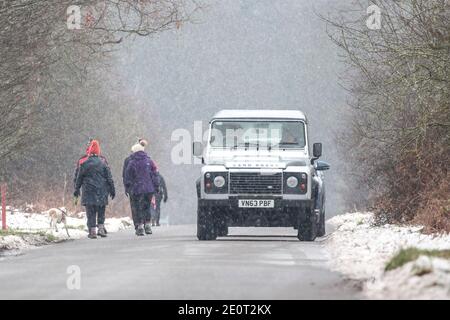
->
[211, 109, 307, 121]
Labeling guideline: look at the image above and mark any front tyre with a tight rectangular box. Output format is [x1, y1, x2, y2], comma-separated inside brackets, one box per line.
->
[297, 207, 317, 241]
[197, 204, 217, 241]
[317, 208, 326, 237]
[214, 208, 228, 237]
[216, 222, 228, 237]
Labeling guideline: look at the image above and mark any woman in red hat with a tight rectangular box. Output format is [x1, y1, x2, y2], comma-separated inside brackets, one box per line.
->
[74, 140, 115, 239]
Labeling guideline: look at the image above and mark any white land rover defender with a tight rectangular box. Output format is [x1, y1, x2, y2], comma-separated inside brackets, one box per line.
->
[193, 110, 330, 241]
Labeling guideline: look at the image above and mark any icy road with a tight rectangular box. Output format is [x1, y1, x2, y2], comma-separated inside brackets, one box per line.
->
[0, 226, 359, 299]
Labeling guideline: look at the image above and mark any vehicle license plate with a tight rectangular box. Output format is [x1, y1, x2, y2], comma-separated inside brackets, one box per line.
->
[238, 199, 274, 208]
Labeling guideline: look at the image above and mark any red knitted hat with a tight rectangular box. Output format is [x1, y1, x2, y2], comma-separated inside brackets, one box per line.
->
[87, 140, 101, 155]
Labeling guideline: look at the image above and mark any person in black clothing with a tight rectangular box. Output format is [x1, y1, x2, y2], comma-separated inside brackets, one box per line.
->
[74, 140, 115, 239]
[151, 173, 168, 226]
[73, 138, 110, 234]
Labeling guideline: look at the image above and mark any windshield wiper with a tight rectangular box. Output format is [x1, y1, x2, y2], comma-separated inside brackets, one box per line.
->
[268, 142, 300, 150]
[231, 142, 260, 150]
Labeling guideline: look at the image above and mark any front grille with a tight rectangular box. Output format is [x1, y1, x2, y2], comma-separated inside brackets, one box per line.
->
[230, 172, 282, 194]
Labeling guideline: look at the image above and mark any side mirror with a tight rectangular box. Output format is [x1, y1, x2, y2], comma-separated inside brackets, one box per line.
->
[313, 143, 322, 158]
[192, 142, 203, 157]
[315, 160, 330, 171]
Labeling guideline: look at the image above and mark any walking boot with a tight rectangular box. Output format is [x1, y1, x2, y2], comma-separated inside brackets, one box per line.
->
[96, 224, 108, 234]
[136, 224, 145, 236]
[88, 228, 97, 239]
[144, 223, 152, 235]
[97, 224, 107, 238]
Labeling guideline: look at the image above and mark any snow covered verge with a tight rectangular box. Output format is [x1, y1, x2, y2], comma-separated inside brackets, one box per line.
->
[326, 212, 450, 299]
[0, 207, 133, 256]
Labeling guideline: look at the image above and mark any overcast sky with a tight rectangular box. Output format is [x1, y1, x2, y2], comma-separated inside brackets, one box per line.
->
[113, 0, 358, 223]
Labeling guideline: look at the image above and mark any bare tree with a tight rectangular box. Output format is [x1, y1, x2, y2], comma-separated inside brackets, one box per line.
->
[0, 0, 199, 208]
[324, 0, 449, 231]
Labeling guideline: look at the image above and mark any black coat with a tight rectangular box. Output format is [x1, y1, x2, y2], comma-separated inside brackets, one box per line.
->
[75, 155, 115, 206]
[156, 174, 168, 201]
[73, 154, 109, 189]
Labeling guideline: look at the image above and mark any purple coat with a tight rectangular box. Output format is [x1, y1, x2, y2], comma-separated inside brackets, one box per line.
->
[124, 151, 160, 195]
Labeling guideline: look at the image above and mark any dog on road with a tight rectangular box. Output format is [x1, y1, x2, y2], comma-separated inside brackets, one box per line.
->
[48, 208, 70, 237]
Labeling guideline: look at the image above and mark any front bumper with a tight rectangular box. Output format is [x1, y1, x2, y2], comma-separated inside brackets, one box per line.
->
[198, 197, 313, 209]
[198, 197, 313, 228]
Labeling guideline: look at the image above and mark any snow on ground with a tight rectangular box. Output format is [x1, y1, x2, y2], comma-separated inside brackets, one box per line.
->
[0, 208, 132, 254]
[326, 212, 450, 299]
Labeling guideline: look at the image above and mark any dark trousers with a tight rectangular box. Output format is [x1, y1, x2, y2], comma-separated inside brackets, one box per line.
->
[129, 197, 138, 229]
[130, 193, 152, 228]
[86, 205, 106, 229]
[152, 196, 162, 224]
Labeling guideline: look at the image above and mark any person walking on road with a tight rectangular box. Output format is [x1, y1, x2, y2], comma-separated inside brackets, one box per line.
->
[122, 142, 139, 230]
[124, 140, 160, 236]
[74, 140, 115, 239]
[151, 172, 168, 226]
[73, 138, 111, 234]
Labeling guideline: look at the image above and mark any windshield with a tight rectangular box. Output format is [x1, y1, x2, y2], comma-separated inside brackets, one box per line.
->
[210, 120, 306, 149]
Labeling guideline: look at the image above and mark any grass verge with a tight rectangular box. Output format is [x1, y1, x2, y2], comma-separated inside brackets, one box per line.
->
[0, 229, 35, 236]
[0, 229, 59, 242]
[385, 247, 450, 271]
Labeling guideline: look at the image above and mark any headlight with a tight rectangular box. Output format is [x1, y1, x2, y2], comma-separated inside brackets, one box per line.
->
[213, 175, 226, 188]
[204, 172, 228, 194]
[286, 176, 298, 188]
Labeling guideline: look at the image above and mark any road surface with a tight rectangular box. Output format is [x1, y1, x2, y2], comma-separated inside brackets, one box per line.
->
[0, 226, 360, 299]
